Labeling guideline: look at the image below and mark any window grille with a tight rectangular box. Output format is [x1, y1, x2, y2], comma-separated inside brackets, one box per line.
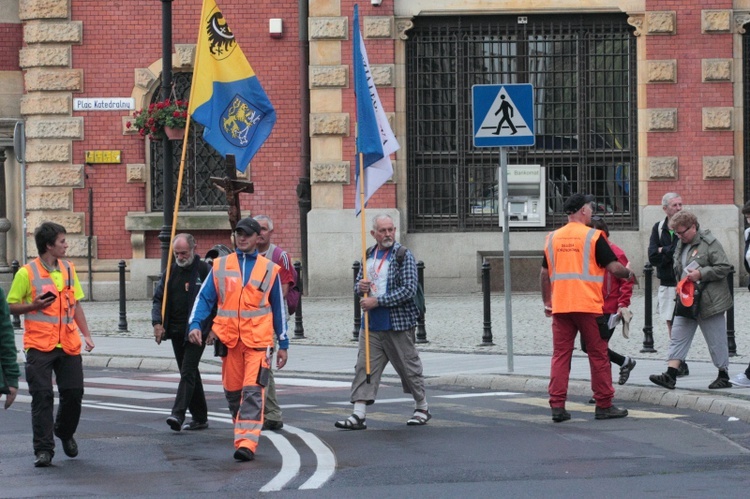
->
[406, 14, 638, 232]
[150, 72, 228, 211]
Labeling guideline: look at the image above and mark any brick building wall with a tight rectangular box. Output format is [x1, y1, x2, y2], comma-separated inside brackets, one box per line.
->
[645, 1, 735, 206]
[27, 0, 304, 267]
[0, 23, 22, 71]
[10, 0, 750, 295]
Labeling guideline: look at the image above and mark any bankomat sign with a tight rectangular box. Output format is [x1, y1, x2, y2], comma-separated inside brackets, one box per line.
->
[507, 165, 541, 184]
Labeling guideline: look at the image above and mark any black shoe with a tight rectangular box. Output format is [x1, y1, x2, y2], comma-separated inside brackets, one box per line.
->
[166, 415, 183, 432]
[595, 406, 628, 420]
[234, 448, 254, 462]
[649, 372, 676, 389]
[676, 361, 689, 377]
[60, 437, 78, 458]
[618, 359, 637, 385]
[551, 407, 571, 423]
[181, 420, 209, 431]
[34, 451, 53, 468]
[708, 376, 732, 389]
[262, 419, 284, 431]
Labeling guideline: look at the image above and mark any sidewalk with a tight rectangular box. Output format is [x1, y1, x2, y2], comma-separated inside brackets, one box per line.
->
[12, 290, 750, 422]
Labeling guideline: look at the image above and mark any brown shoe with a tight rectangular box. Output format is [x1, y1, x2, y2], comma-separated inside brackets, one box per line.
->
[595, 405, 628, 420]
[551, 407, 571, 422]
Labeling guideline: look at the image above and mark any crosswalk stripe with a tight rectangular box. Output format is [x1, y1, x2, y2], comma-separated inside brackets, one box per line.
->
[151, 372, 351, 388]
[85, 377, 226, 393]
[435, 392, 522, 399]
[17, 381, 173, 400]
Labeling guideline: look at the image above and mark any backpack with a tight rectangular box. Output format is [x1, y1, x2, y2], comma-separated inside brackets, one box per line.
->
[269, 244, 301, 315]
[366, 245, 426, 315]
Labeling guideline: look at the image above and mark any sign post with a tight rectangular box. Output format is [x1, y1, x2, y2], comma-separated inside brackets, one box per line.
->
[472, 83, 535, 373]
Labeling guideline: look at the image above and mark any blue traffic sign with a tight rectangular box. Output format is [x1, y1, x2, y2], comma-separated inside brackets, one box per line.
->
[472, 84, 535, 147]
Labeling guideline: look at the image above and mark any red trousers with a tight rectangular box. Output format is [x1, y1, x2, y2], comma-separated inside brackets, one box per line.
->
[222, 342, 269, 453]
[549, 313, 614, 408]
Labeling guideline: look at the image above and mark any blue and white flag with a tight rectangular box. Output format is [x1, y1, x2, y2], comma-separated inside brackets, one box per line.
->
[353, 4, 399, 216]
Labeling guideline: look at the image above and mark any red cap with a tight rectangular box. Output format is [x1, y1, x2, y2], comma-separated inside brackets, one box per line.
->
[677, 277, 694, 307]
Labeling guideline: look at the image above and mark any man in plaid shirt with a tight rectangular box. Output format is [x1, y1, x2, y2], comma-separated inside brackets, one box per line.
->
[335, 214, 430, 430]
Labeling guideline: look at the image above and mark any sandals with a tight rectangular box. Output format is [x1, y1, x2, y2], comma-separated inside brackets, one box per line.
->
[618, 358, 637, 385]
[406, 409, 432, 426]
[334, 414, 367, 430]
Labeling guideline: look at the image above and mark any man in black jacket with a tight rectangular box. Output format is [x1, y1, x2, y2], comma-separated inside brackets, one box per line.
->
[152, 234, 212, 431]
[648, 192, 688, 376]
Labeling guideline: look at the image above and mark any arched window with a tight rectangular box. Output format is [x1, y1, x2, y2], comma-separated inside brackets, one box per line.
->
[150, 72, 228, 211]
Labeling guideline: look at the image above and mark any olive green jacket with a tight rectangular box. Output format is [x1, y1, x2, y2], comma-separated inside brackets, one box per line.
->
[673, 228, 733, 320]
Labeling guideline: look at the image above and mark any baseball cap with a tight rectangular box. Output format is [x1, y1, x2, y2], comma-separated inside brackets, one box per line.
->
[677, 277, 695, 307]
[234, 217, 261, 236]
[563, 193, 596, 214]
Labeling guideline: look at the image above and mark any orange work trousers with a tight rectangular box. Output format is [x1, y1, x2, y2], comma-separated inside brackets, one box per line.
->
[222, 342, 269, 453]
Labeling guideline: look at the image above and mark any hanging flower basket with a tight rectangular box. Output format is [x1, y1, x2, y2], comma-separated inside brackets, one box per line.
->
[126, 98, 188, 140]
[164, 126, 185, 141]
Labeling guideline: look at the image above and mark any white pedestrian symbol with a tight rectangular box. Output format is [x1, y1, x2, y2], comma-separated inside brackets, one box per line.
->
[476, 87, 532, 139]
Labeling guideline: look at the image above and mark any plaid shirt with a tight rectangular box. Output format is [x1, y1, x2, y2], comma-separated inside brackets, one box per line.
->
[356, 242, 420, 331]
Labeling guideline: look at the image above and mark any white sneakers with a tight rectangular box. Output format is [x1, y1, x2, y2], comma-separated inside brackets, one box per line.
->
[730, 373, 750, 388]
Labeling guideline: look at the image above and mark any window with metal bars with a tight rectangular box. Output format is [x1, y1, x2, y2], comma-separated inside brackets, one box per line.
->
[406, 14, 638, 232]
[150, 72, 228, 211]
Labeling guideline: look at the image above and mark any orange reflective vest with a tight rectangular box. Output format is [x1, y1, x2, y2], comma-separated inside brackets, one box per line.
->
[544, 222, 606, 314]
[22, 258, 81, 355]
[211, 253, 279, 349]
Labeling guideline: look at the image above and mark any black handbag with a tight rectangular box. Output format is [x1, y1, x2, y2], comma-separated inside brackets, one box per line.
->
[674, 283, 702, 319]
[596, 314, 613, 341]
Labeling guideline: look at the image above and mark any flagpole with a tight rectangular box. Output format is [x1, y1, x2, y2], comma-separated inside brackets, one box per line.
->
[160, 114, 192, 325]
[162, 0, 206, 324]
[358, 151, 372, 383]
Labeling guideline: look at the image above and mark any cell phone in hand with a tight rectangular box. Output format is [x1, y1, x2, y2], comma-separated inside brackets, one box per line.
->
[39, 291, 56, 301]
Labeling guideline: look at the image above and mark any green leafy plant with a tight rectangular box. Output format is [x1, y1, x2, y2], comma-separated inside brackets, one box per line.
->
[126, 99, 189, 140]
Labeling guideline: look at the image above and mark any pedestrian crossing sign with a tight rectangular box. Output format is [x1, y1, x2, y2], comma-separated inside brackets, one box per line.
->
[472, 84, 535, 147]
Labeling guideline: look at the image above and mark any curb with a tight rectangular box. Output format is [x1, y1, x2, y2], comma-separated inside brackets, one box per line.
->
[428, 374, 750, 424]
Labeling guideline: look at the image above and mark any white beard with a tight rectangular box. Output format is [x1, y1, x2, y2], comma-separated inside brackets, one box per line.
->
[176, 255, 195, 268]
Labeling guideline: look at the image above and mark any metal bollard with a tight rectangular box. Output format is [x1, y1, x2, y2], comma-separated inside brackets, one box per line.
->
[480, 260, 494, 346]
[118, 260, 128, 332]
[640, 263, 656, 353]
[293, 261, 305, 339]
[10, 260, 20, 329]
[352, 261, 361, 341]
[415, 260, 428, 344]
[727, 266, 736, 356]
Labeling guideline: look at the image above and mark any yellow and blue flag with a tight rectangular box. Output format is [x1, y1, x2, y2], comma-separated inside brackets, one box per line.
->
[188, 0, 275, 173]
[353, 4, 399, 215]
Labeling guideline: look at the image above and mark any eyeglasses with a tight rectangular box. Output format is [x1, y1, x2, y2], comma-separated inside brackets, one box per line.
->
[591, 215, 603, 221]
[675, 225, 693, 236]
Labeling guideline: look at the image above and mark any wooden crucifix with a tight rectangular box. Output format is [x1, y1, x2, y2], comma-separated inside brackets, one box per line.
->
[209, 154, 254, 231]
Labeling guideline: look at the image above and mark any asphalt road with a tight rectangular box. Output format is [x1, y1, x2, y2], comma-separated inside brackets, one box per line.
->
[2, 367, 750, 498]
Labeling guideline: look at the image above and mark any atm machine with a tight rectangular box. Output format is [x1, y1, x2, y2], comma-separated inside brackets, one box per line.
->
[502, 164, 545, 228]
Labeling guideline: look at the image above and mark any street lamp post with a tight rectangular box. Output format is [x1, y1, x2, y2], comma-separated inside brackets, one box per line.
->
[158, 0, 174, 274]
